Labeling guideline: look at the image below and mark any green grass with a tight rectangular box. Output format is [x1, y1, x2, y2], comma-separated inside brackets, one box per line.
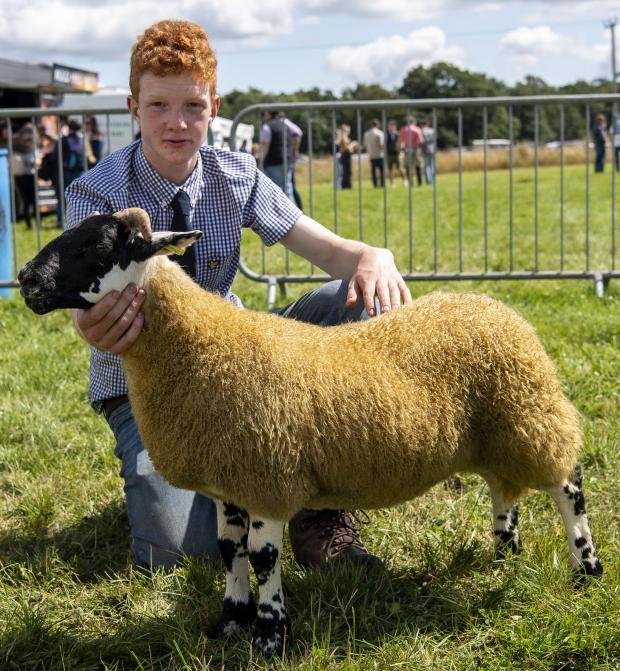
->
[1, 163, 619, 669]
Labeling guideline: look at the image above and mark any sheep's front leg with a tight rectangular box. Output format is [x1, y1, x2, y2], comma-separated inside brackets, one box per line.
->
[212, 501, 256, 637]
[248, 518, 290, 657]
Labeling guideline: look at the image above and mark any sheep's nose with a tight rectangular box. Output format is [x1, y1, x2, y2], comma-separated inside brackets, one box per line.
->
[17, 266, 33, 288]
[18, 265, 48, 296]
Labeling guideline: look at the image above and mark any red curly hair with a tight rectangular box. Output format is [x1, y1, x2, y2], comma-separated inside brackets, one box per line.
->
[130, 20, 217, 99]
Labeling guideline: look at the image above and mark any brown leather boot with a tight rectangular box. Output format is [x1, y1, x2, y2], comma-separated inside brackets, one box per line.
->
[288, 509, 382, 569]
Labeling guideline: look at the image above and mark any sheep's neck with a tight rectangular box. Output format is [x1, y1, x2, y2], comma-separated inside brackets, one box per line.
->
[126, 255, 245, 369]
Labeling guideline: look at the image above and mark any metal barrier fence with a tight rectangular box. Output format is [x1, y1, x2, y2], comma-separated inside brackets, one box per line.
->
[0, 106, 130, 288]
[1, 95, 619, 301]
[230, 94, 620, 302]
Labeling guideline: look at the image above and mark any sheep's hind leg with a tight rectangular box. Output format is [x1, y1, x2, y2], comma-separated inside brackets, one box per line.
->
[248, 517, 289, 657]
[211, 501, 256, 638]
[485, 477, 522, 559]
[543, 464, 603, 582]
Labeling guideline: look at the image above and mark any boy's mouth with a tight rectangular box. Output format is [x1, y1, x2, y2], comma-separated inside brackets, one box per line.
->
[165, 138, 190, 146]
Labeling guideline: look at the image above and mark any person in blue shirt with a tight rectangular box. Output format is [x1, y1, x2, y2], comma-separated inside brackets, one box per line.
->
[66, 19, 412, 571]
[593, 113, 607, 173]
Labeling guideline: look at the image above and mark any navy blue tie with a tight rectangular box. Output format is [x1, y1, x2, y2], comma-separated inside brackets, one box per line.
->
[170, 190, 197, 279]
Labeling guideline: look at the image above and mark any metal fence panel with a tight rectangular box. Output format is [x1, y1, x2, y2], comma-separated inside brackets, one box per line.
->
[2, 95, 619, 301]
[230, 94, 620, 300]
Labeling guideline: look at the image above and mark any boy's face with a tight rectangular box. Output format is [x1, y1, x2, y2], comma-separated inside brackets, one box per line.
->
[127, 72, 220, 183]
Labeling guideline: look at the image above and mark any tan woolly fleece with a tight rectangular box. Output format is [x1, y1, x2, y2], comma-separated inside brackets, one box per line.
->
[122, 256, 581, 520]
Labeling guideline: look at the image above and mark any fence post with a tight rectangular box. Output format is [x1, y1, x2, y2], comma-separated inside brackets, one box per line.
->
[0, 149, 14, 298]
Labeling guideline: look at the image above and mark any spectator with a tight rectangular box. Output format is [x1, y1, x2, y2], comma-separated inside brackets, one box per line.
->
[386, 119, 405, 187]
[363, 119, 384, 188]
[592, 113, 607, 173]
[12, 121, 37, 229]
[399, 116, 423, 187]
[85, 116, 104, 167]
[284, 117, 304, 210]
[260, 111, 294, 200]
[63, 119, 85, 186]
[38, 134, 62, 226]
[419, 119, 436, 185]
[37, 120, 85, 228]
[336, 123, 356, 189]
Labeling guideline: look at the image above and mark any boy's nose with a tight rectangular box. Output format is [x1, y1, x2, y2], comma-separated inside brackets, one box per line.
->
[167, 109, 188, 129]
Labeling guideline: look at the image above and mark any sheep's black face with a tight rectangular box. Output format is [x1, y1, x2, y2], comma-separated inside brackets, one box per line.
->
[19, 213, 203, 315]
[19, 216, 132, 314]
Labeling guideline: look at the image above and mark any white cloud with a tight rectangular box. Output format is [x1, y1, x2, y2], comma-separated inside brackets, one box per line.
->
[296, 0, 448, 21]
[500, 25, 563, 56]
[521, 1, 620, 21]
[0, 0, 294, 59]
[325, 27, 465, 85]
[501, 24, 609, 71]
[0, 0, 615, 62]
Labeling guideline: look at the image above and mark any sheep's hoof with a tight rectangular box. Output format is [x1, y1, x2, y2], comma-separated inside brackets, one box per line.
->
[252, 610, 290, 657]
[572, 560, 603, 588]
[209, 596, 256, 638]
[494, 538, 521, 560]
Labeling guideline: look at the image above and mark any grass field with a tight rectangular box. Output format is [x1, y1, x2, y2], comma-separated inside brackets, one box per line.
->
[1, 162, 619, 670]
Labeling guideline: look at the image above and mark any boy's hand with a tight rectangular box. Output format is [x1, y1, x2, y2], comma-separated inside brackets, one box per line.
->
[72, 284, 145, 355]
[346, 247, 412, 316]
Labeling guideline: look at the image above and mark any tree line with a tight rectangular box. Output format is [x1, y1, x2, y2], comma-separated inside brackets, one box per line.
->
[220, 62, 616, 153]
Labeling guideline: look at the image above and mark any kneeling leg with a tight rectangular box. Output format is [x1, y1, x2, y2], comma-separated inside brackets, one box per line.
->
[212, 501, 256, 637]
[544, 464, 603, 581]
[248, 517, 290, 657]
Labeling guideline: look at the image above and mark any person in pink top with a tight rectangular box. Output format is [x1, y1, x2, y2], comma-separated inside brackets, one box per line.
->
[399, 116, 424, 187]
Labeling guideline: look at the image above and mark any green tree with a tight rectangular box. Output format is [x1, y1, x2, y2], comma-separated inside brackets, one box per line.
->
[398, 62, 509, 147]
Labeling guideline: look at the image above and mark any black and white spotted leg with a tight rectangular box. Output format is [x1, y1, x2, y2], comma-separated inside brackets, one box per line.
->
[248, 517, 290, 657]
[212, 500, 256, 638]
[489, 488, 521, 559]
[544, 464, 603, 582]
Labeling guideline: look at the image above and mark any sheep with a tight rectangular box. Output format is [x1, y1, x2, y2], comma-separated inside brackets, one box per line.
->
[19, 208, 603, 657]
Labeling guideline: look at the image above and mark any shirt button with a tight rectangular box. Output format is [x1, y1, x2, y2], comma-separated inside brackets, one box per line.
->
[208, 259, 220, 270]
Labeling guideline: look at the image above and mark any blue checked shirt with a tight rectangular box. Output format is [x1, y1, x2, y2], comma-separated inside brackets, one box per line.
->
[65, 140, 302, 409]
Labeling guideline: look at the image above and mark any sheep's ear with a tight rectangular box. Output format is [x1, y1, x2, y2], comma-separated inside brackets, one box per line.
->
[128, 229, 203, 261]
[153, 230, 203, 257]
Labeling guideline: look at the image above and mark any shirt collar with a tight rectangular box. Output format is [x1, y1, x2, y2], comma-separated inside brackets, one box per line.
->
[134, 143, 204, 208]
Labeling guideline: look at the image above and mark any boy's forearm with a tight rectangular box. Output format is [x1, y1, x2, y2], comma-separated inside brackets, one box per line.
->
[280, 215, 371, 279]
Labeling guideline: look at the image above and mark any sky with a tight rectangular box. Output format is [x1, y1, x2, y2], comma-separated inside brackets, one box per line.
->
[0, 0, 618, 95]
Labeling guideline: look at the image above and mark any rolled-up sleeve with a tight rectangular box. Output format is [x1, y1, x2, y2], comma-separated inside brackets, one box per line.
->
[242, 165, 302, 246]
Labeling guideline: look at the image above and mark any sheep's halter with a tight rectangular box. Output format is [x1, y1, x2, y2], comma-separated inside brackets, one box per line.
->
[114, 208, 153, 241]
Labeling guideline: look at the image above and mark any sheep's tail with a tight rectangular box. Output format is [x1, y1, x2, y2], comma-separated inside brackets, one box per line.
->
[114, 208, 152, 241]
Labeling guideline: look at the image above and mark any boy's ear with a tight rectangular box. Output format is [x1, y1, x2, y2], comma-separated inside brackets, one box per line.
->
[127, 95, 140, 122]
[209, 95, 221, 120]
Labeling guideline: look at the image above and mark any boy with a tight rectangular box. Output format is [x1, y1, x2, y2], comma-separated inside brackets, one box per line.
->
[66, 20, 412, 570]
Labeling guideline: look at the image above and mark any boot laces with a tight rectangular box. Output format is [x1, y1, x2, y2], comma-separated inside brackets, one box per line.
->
[298, 509, 370, 554]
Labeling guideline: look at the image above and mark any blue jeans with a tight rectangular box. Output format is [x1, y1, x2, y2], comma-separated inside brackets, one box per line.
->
[370, 158, 384, 187]
[423, 154, 434, 184]
[263, 163, 294, 201]
[594, 144, 605, 173]
[108, 280, 378, 569]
